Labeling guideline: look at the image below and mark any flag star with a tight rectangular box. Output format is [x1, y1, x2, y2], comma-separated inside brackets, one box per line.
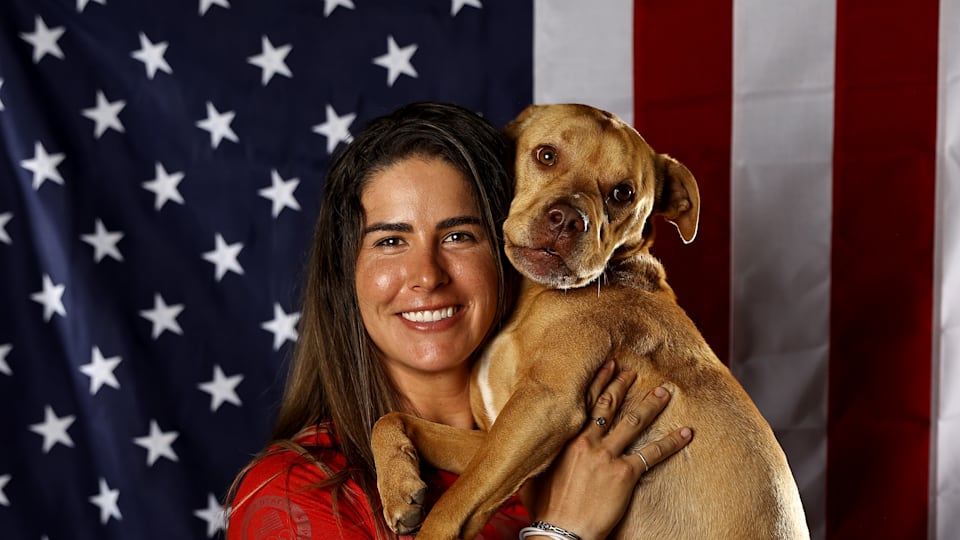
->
[30, 274, 66, 322]
[0, 79, 5, 111]
[312, 104, 356, 154]
[19, 16, 65, 63]
[0, 212, 11, 245]
[323, 0, 355, 16]
[89, 478, 121, 525]
[0, 344, 11, 376]
[451, 0, 482, 16]
[261, 303, 300, 351]
[81, 90, 125, 139]
[198, 365, 243, 412]
[139, 293, 184, 339]
[80, 218, 124, 262]
[0, 474, 9, 506]
[247, 36, 292, 86]
[143, 162, 185, 211]
[258, 170, 301, 218]
[77, 0, 106, 13]
[20, 141, 65, 190]
[133, 420, 179, 466]
[196, 102, 239, 149]
[29, 405, 75, 453]
[194, 493, 226, 538]
[372, 35, 418, 87]
[199, 0, 230, 15]
[79, 346, 121, 395]
[131, 32, 172, 79]
[202, 233, 244, 281]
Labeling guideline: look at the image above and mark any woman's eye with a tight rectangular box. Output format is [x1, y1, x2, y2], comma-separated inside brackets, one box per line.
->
[445, 231, 475, 244]
[374, 237, 403, 248]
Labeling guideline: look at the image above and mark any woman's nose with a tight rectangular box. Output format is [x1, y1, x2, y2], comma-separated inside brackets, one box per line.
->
[408, 247, 449, 291]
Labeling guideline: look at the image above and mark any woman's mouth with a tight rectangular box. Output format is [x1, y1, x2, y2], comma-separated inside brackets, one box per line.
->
[400, 306, 458, 323]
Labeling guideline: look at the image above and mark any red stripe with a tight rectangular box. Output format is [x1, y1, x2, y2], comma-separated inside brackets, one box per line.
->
[633, 0, 733, 360]
[829, 1, 938, 537]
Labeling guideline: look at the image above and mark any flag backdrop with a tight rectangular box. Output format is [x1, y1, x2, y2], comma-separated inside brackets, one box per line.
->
[0, 0, 956, 539]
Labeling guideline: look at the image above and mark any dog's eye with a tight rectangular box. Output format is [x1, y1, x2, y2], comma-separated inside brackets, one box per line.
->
[611, 184, 635, 203]
[535, 145, 557, 166]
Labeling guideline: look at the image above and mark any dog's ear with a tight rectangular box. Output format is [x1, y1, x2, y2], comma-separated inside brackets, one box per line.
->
[504, 105, 541, 142]
[654, 154, 700, 244]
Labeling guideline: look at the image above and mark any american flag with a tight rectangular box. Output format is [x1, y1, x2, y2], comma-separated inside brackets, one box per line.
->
[0, 0, 957, 539]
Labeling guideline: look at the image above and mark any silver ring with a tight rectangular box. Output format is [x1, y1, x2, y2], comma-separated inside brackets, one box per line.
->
[638, 451, 650, 473]
[593, 416, 607, 427]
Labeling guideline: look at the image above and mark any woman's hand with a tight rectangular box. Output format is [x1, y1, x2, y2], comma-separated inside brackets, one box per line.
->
[520, 360, 693, 540]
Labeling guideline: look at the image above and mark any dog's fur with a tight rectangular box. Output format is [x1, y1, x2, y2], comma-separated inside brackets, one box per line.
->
[371, 104, 809, 539]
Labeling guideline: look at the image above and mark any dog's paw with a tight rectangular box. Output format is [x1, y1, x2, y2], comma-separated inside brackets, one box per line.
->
[383, 477, 427, 534]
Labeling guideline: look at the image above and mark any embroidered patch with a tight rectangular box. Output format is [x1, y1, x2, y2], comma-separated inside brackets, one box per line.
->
[240, 495, 312, 539]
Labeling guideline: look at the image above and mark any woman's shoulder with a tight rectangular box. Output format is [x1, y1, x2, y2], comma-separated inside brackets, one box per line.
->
[227, 423, 378, 539]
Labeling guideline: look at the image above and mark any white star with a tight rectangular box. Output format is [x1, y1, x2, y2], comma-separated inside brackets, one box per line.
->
[133, 420, 179, 466]
[142, 162, 185, 211]
[198, 365, 243, 412]
[258, 170, 300, 218]
[0, 344, 11, 376]
[202, 233, 244, 282]
[81, 90, 125, 138]
[20, 141, 65, 190]
[247, 36, 292, 86]
[312, 104, 356, 154]
[323, 0, 355, 16]
[451, 0, 482, 16]
[80, 218, 124, 262]
[372, 35, 418, 87]
[139, 293, 184, 339]
[194, 493, 226, 538]
[0, 474, 9, 506]
[261, 303, 300, 351]
[77, 0, 106, 13]
[79, 346, 121, 395]
[30, 274, 66, 322]
[199, 0, 230, 15]
[196, 102, 238, 149]
[131, 32, 172, 79]
[0, 212, 11, 245]
[29, 405, 75, 453]
[89, 478, 121, 524]
[0, 79, 5, 111]
[19, 16, 65, 63]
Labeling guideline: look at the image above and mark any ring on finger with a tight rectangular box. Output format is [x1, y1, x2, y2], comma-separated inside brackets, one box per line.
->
[638, 450, 650, 473]
[593, 416, 607, 427]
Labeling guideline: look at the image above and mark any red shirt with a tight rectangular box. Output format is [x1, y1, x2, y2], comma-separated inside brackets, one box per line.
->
[227, 422, 529, 539]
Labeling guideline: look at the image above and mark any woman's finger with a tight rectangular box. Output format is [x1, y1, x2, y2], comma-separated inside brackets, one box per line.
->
[586, 365, 637, 438]
[601, 385, 672, 451]
[625, 427, 693, 475]
[584, 360, 616, 407]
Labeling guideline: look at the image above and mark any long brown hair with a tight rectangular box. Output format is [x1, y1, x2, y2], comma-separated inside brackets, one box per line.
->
[228, 102, 517, 530]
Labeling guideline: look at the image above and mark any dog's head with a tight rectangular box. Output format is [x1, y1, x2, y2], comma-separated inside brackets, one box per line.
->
[503, 103, 699, 289]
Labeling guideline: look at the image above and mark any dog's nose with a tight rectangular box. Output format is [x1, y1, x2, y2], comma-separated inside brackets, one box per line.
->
[547, 203, 586, 235]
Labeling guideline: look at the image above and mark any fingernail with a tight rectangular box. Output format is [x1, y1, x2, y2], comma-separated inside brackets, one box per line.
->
[603, 360, 615, 370]
[653, 386, 668, 398]
[680, 427, 692, 439]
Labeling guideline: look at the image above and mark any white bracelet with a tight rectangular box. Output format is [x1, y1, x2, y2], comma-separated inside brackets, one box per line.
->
[519, 521, 582, 540]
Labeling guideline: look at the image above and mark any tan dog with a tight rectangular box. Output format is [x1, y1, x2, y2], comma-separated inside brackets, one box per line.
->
[371, 104, 809, 539]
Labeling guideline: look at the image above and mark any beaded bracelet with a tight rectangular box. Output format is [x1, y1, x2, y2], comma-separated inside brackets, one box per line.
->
[518, 520, 582, 540]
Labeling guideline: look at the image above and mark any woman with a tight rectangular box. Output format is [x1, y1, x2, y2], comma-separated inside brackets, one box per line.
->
[226, 102, 692, 539]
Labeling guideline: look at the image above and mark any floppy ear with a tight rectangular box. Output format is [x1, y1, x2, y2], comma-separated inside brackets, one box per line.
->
[654, 154, 700, 244]
[504, 104, 541, 142]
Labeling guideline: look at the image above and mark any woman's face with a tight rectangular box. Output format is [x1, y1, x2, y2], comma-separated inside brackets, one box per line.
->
[356, 156, 499, 384]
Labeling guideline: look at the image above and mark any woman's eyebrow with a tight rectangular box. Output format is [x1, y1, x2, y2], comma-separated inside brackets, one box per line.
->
[438, 216, 482, 229]
[363, 222, 412, 235]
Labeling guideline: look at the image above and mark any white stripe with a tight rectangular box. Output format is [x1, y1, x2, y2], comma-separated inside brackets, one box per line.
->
[532, 0, 634, 123]
[936, 0, 960, 538]
[731, 2, 836, 539]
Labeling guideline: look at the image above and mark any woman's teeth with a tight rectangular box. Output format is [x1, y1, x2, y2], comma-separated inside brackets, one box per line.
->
[401, 307, 457, 323]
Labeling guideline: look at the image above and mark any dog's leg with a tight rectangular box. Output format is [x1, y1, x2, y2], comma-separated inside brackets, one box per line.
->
[371, 412, 486, 534]
[417, 385, 585, 539]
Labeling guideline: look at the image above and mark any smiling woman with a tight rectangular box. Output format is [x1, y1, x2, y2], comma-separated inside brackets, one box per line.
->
[224, 102, 689, 540]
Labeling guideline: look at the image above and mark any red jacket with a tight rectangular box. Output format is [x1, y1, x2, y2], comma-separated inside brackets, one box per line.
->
[228, 422, 529, 539]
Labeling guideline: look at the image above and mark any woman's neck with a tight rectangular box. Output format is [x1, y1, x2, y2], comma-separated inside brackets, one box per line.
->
[392, 368, 476, 430]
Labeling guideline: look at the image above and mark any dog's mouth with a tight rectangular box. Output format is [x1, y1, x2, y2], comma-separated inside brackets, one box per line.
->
[507, 244, 580, 288]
